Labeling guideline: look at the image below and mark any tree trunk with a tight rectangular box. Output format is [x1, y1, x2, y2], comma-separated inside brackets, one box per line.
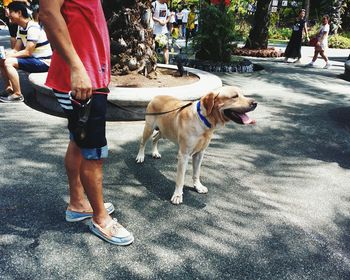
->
[244, 0, 271, 49]
[102, 0, 157, 76]
[304, 0, 310, 21]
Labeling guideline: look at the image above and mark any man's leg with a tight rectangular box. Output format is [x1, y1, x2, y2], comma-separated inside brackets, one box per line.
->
[65, 140, 93, 212]
[0, 61, 13, 93]
[80, 157, 110, 225]
[312, 49, 319, 62]
[163, 47, 169, 64]
[65, 140, 111, 224]
[319, 50, 329, 63]
[3, 58, 21, 96]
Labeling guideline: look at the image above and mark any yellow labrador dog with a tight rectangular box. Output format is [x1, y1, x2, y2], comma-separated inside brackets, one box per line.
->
[136, 86, 257, 204]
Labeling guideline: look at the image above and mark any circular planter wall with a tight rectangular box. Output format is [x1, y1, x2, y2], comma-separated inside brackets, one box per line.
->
[29, 64, 222, 121]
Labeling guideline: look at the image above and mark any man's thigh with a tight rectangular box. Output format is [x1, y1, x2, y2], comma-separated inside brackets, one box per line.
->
[17, 57, 49, 73]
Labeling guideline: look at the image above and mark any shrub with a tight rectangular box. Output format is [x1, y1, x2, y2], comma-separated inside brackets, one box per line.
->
[329, 34, 350, 49]
[269, 27, 292, 40]
[193, 4, 236, 62]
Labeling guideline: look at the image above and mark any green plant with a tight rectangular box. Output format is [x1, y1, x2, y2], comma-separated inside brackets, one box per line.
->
[329, 34, 350, 48]
[269, 27, 292, 40]
[192, 4, 236, 62]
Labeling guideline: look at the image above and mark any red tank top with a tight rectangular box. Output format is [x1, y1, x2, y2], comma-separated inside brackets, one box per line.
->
[45, 0, 110, 93]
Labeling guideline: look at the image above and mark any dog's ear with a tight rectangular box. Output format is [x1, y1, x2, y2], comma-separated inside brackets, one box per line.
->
[202, 92, 216, 115]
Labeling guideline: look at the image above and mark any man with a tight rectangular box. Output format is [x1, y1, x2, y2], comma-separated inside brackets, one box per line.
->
[3, 0, 33, 49]
[39, 0, 134, 245]
[152, 0, 170, 64]
[0, 1, 51, 103]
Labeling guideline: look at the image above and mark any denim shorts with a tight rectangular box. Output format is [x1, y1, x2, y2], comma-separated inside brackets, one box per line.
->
[54, 90, 109, 160]
[18, 57, 50, 73]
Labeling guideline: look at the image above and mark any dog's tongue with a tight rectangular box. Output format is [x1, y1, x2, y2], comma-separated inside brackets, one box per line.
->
[238, 113, 256, 125]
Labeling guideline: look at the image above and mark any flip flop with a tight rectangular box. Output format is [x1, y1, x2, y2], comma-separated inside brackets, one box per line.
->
[65, 202, 115, 222]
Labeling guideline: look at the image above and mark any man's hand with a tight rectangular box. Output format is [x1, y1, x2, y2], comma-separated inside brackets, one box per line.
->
[70, 63, 92, 101]
[4, 49, 16, 58]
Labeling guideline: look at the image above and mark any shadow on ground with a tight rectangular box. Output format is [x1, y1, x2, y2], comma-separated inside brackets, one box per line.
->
[1, 58, 350, 279]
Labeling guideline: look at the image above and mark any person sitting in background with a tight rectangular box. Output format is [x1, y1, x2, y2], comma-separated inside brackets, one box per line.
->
[0, 1, 52, 103]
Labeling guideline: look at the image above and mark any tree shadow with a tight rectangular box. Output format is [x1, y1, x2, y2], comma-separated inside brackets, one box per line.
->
[2, 59, 350, 279]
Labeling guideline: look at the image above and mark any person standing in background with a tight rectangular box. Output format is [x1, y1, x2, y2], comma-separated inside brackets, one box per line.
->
[181, 6, 189, 40]
[169, 8, 176, 34]
[176, 8, 183, 38]
[306, 15, 331, 69]
[3, 0, 18, 48]
[185, 4, 196, 48]
[152, 0, 170, 64]
[284, 9, 309, 64]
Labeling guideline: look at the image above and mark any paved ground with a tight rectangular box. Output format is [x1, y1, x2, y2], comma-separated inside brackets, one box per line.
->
[1, 29, 350, 279]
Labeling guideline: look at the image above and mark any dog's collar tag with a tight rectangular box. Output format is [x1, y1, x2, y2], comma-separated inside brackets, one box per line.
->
[197, 101, 212, 129]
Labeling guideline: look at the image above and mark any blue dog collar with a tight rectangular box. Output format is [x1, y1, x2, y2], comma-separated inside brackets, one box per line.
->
[196, 101, 212, 129]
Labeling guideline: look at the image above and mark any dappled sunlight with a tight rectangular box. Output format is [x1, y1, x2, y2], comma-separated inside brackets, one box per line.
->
[2, 58, 350, 278]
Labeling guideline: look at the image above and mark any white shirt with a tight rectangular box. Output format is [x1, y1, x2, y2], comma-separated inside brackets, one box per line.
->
[152, 1, 170, 35]
[318, 24, 329, 48]
[181, 8, 189, 23]
[17, 20, 52, 58]
[170, 11, 176, 23]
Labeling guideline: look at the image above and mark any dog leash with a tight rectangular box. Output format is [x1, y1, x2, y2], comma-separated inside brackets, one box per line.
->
[107, 100, 195, 116]
[106, 91, 222, 117]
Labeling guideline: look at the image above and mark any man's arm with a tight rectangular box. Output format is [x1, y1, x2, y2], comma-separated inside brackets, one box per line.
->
[7, 41, 36, 58]
[39, 0, 92, 100]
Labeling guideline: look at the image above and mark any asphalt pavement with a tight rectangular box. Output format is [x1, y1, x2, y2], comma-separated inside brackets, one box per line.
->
[1, 29, 350, 280]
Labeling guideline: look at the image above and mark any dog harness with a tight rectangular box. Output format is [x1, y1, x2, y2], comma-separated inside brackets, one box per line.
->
[196, 101, 211, 128]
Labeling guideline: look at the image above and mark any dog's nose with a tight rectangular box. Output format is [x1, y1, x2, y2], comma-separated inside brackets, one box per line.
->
[251, 101, 257, 109]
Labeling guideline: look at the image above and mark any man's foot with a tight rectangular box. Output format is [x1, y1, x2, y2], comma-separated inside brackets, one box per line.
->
[323, 63, 331, 69]
[88, 218, 134, 246]
[0, 88, 13, 97]
[283, 57, 288, 63]
[293, 59, 301, 64]
[0, 93, 24, 103]
[305, 62, 315, 67]
[65, 202, 115, 222]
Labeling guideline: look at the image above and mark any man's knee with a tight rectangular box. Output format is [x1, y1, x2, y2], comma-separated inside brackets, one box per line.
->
[4, 58, 18, 69]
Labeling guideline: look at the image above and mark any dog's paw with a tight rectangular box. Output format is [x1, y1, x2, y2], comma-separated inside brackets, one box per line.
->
[152, 152, 161, 159]
[135, 154, 145, 163]
[194, 183, 208, 194]
[171, 194, 183, 205]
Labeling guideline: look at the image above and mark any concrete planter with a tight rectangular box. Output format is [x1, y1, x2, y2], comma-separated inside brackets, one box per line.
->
[28, 64, 222, 121]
